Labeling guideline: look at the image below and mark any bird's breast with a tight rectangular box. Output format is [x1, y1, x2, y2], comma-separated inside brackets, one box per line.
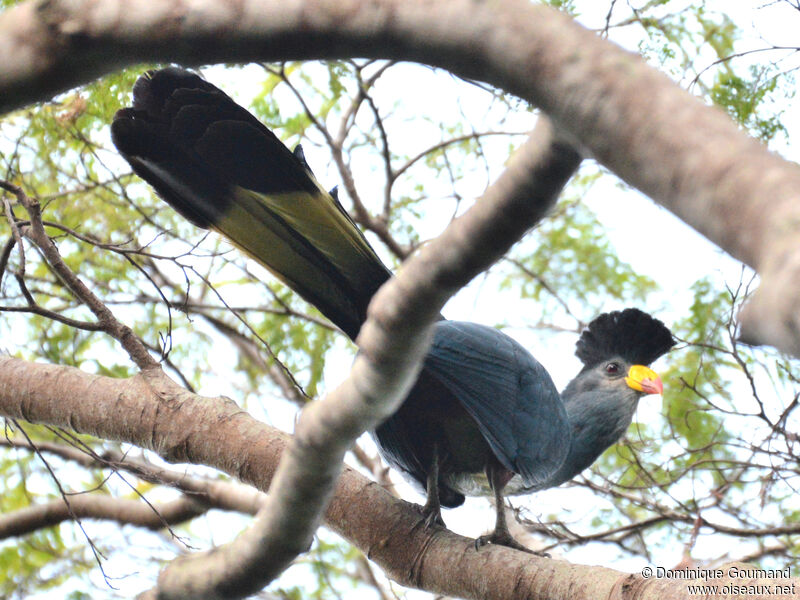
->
[442, 471, 533, 497]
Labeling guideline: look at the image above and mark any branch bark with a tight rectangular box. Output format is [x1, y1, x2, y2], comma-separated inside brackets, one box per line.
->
[0, 494, 208, 539]
[1, 356, 796, 600]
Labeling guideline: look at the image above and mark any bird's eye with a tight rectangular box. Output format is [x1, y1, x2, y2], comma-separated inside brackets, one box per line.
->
[605, 362, 620, 374]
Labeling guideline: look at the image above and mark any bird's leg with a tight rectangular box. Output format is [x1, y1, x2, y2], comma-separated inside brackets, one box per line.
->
[475, 459, 543, 554]
[419, 444, 446, 529]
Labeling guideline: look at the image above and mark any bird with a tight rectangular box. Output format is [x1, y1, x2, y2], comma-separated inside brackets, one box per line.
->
[111, 67, 675, 552]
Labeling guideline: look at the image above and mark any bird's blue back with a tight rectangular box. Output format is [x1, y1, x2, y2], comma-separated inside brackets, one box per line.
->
[423, 321, 571, 487]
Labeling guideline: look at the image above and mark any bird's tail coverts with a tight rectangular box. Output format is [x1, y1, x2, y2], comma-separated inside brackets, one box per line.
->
[111, 67, 392, 339]
[575, 308, 675, 368]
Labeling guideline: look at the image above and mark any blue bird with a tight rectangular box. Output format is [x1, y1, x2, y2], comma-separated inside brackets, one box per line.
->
[111, 68, 674, 551]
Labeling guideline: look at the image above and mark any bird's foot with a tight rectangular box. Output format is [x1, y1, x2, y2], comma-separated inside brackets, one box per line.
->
[474, 530, 549, 556]
[415, 503, 446, 530]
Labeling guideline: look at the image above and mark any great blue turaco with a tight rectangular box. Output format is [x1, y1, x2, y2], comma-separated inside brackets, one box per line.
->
[111, 67, 674, 551]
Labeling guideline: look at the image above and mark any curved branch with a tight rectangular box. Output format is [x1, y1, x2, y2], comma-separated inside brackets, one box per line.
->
[0, 436, 269, 522]
[0, 494, 208, 539]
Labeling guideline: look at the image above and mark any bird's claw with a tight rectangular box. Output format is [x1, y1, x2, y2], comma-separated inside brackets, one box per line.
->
[424, 510, 446, 529]
[422, 506, 447, 529]
[414, 504, 446, 530]
[474, 531, 549, 556]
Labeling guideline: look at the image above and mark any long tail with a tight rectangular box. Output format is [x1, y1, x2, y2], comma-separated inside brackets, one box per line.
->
[111, 67, 391, 339]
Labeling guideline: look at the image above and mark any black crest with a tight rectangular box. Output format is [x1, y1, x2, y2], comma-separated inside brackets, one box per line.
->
[576, 308, 674, 368]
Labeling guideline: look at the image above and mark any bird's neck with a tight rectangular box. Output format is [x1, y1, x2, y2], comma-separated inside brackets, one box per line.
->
[547, 387, 639, 488]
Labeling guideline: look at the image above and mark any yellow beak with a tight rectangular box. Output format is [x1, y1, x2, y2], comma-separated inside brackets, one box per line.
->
[625, 365, 663, 395]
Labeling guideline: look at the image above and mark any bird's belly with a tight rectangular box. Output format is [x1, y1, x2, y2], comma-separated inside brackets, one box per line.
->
[442, 472, 532, 497]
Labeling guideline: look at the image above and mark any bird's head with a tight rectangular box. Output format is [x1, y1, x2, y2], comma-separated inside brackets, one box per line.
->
[570, 308, 674, 400]
[565, 357, 663, 400]
[554, 309, 675, 485]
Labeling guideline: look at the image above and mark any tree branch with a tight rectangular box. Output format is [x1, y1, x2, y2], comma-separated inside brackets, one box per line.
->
[0, 179, 158, 370]
[0, 435, 269, 528]
[1, 355, 796, 600]
[0, 494, 208, 539]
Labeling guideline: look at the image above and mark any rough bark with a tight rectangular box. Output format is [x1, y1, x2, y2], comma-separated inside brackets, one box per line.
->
[1, 356, 795, 600]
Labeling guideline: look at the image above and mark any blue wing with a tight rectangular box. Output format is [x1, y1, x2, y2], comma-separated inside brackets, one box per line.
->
[423, 321, 571, 487]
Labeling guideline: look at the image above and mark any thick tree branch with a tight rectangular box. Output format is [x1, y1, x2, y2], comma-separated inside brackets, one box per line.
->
[2, 0, 798, 354]
[1, 355, 796, 600]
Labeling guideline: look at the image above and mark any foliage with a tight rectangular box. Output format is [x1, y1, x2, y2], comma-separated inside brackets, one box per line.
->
[502, 179, 657, 323]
